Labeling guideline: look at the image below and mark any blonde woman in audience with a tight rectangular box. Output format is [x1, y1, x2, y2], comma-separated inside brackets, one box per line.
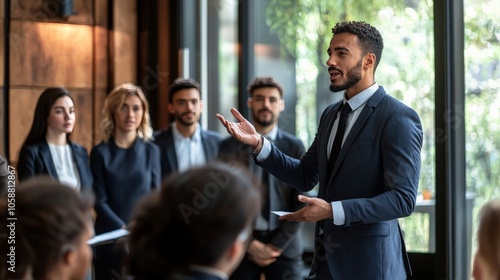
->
[91, 83, 160, 279]
[0, 177, 94, 280]
[472, 198, 500, 280]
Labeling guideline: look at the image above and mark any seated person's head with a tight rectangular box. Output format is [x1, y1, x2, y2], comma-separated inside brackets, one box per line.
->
[128, 162, 260, 279]
[472, 198, 500, 280]
[0, 177, 94, 280]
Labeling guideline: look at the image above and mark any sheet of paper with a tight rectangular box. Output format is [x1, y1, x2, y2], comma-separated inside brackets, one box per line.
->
[271, 211, 293, 217]
[87, 228, 129, 245]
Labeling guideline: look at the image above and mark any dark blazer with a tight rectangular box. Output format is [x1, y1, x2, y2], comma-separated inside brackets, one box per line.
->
[169, 270, 225, 280]
[17, 140, 93, 191]
[258, 87, 423, 279]
[219, 129, 306, 258]
[91, 138, 161, 233]
[153, 124, 222, 179]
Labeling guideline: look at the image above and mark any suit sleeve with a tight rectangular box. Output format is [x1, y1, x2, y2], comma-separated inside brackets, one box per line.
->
[269, 138, 307, 251]
[17, 147, 37, 182]
[90, 147, 126, 232]
[150, 144, 161, 189]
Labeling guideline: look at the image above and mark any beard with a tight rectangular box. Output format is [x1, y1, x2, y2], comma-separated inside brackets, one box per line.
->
[329, 59, 363, 92]
[175, 112, 197, 126]
[253, 110, 275, 127]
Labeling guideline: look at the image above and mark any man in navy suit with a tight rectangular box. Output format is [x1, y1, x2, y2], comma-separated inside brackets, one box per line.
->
[154, 78, 221, 179]
[219, 77, 306, 280]
[217, 21, 423, 279]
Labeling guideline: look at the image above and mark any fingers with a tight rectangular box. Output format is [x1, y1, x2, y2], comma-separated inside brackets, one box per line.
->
[298, 194, 314, 204]
[230, 108, 247, 122]
[215, 113, 227, 126]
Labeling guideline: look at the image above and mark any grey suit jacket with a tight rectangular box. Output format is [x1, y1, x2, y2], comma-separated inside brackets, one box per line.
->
[258, 87, 423, 279]
[153, 124, 222, 179]
[219, 129, 306, 258]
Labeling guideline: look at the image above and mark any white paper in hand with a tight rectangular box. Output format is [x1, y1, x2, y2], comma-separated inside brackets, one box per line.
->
[271, 211, 293, 217]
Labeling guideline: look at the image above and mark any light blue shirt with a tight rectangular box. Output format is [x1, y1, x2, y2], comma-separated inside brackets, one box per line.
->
[172, 122, 207, 172]
[257, 83, 379, 225]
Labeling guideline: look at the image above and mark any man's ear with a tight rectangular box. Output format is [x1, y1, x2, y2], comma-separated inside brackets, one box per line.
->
[279, 99, 285, 112]
[247, 97, 253, 109]
[62, 245, 76, 266]
[363, 53, 376, 70]
[167, 103, 175, 114]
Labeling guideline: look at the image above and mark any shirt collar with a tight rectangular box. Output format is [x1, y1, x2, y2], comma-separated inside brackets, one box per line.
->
[261, 125, 278, 142]
[189, 265, 229, 280]
[344, 83, 379, 111]
[172, 121, 202, 141]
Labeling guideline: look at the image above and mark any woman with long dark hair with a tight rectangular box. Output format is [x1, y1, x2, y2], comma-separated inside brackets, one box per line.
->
[17, 87, 93, 191]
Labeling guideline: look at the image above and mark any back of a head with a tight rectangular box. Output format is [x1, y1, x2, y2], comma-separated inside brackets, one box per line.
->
[0, 177, 94, 279]
[475, 199, 500, 279]
[128, 162, 260, 279]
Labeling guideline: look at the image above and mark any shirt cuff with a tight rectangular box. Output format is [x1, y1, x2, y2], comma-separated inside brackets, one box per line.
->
[332, 201, 345, 226]
[255, 137, 271, 162]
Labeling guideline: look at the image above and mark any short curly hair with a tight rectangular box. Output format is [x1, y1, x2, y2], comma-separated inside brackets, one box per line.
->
[332, 21, 384, 70]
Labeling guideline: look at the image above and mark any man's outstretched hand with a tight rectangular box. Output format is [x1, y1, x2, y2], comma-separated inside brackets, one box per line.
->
[216, 108, 262, 151]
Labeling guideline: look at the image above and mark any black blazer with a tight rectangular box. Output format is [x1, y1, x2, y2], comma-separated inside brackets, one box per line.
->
[17, 140, 93, 191]
[219, 128, 306, 258]
[153, 124, 222, 179]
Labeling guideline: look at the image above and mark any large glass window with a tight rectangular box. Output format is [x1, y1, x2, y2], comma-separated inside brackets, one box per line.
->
[464, 0, 500, 271]
[264, 0, 436, 253]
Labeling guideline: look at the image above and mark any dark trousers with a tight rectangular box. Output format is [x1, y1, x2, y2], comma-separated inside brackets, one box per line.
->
[93, 243, 127, 280]
[230, 230, 304, 280]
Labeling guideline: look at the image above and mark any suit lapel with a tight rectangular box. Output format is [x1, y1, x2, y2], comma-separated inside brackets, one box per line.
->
[40, 141, 59, 179]
[329, 88, 386, 181]
[165, 127, 179, 171]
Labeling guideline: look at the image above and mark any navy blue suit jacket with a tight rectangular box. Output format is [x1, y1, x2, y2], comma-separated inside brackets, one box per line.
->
[219, 129, 306, 258]
[153, 124, 222, 179]
[258, 87, 423, 279]
[17, 140, 93, 191]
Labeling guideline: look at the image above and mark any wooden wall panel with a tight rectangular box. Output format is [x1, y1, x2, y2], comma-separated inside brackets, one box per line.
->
[9, 21, 93, 87]
[0, 19, 4, 86]
[9, 89, 42, 163]
[95, 0, 108, 27]
[95, 26, 109, 89]
[0, 0, 4, 18]
[93, 89, 107, 144]
[0, 89, 4, 156]
[11, 0, 93, 24]
[70, 89, 93, 152]
[113, 0, 137, 86]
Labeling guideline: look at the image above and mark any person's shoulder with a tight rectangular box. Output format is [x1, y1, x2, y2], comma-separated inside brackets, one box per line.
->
[202, 129, 222, 140]
[153, 125, 173, 140]
[90, 141, 109, 154]
[375, 87, 419, 117]
[144, 140, 160, 152]
[69, 142, 89, 154]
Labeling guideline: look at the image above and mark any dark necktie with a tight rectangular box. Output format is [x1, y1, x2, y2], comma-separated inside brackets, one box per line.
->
[327, 102, 352, 179]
